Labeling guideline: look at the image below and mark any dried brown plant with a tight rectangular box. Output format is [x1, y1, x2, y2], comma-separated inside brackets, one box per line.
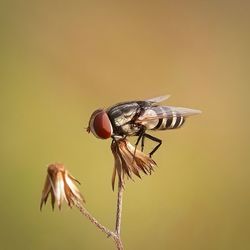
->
[111, 138, 157, 190]
[40, 138, 157, 250]
[40, 163, 84, 210]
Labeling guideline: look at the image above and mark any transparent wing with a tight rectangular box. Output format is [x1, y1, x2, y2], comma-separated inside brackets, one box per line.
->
[145, 95, 170, 104]
[136, 106, 202, 123]
[165, 106, 202, 116]
[107, 95, 170, 111]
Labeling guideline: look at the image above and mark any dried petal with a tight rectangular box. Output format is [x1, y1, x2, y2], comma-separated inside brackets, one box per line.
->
[112, 141, 124, 189]
[65, 172, 85, 203]
[40, 163, 85, 210]
[40, 175, 52, 210]
[111, 138, 157, 190]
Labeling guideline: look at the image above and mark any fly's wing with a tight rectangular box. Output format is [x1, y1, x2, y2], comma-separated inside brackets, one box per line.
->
[136, 106, 202, 124]
[107, 95, 170, 111]
[145, 95, 170, 105]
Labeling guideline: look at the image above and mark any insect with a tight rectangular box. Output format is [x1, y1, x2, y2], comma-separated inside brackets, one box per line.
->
[87, 95, 201, 157]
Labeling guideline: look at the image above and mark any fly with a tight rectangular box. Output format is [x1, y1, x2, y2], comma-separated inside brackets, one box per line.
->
[87, 95, 201, 157]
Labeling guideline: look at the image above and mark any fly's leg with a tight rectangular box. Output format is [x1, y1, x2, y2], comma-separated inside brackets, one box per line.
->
[141, 134, 145, 152]
[135, 131, 144, 148]
[142, 133, 162, 158]
[133, 130, 145, 158]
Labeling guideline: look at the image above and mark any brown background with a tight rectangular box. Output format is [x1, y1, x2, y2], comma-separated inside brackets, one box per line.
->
[1, 1, 250, 249]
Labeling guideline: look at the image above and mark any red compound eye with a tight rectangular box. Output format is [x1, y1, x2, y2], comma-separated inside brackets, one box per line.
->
[89, 110, 112, 139]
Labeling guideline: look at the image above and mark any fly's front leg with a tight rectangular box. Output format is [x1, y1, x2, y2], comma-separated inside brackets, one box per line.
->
[143, 133, 162, 158]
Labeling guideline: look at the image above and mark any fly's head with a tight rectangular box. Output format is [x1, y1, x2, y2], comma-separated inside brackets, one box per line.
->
[87, 109, 113, 139]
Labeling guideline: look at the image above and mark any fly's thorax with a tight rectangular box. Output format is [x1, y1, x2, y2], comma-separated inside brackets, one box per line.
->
[107, 102, 142, 136]
[111, 113, 141, 136]
[108, 102, 139, 126]
[120, 123, 141, 136]
[113, 114, 134, 127]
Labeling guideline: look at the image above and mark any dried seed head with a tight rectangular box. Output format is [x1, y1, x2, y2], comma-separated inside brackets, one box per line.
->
[111, 139, 157, 190]
[40, 163, 85, 210]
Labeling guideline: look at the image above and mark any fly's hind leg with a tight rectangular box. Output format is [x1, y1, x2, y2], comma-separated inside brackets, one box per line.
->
[142, 133, 162, 158]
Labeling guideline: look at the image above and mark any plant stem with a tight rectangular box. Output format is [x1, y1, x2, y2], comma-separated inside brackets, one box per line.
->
[74, 181, 124, 250]
[114, 179, 124, 249]
[74, 200, 116, 239]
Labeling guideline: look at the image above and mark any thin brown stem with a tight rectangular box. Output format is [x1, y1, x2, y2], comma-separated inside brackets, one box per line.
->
[114, 179, 124, 249]
[74, 194, 124, 250]
[115, 181, 123, 235]
[74, 200, 116, 239]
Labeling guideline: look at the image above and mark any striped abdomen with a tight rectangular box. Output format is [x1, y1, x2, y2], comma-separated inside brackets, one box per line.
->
[153, 113, 185, 130]
[140, 107, 185, 131]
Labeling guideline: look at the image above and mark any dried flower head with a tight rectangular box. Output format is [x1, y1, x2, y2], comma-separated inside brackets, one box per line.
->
[111, 138, 157, 190]
[40, 163, 85, 210]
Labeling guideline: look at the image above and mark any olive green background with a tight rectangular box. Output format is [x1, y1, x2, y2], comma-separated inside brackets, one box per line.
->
[1, 1, 250, 250]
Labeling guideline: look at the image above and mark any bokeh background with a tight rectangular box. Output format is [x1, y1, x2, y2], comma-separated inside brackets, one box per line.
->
[1, 1, 250, 249]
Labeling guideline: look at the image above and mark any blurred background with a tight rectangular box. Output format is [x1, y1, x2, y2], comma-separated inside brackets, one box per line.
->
[1, 1, 250, 249]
